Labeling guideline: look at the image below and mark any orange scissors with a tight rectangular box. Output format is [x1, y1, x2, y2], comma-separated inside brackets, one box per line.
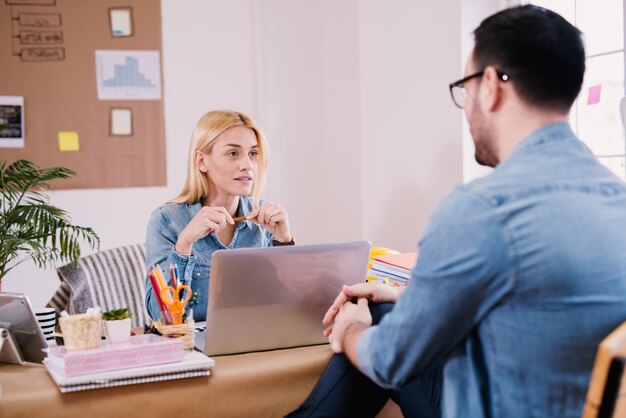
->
[160, 285, 191, 325]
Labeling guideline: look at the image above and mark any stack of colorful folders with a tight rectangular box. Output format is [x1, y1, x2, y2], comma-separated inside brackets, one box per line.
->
[367, 252, 417, 286]
[43, 334, 215, 393]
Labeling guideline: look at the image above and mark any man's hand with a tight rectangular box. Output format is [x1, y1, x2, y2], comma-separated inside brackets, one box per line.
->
[326, 297, 372, 354]
[323, 282, 403, 327]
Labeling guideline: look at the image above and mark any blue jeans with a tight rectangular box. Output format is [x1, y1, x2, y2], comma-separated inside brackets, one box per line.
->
[287, 303, 443, 418]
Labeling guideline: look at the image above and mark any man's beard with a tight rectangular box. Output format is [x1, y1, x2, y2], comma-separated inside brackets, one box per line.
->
[469, 103, 499, 167]
[474, 135, 499, 167]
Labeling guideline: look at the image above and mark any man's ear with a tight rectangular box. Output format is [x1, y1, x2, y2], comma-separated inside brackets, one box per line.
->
[481, 66, 503, 112]
[194, 150, 208, 173]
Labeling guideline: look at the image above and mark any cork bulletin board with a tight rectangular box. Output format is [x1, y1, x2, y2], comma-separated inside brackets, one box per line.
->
[0, 0, 165, 189]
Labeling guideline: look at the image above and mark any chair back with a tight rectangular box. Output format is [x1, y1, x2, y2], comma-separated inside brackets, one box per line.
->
[582, 321, 626, 418]
[48, 244, 150, 328]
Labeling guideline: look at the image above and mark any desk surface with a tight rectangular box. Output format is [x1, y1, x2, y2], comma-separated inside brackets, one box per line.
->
[0, 345, 333, 418]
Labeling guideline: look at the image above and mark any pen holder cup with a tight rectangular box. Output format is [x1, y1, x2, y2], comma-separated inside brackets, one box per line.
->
[59, 313, 103, 351]
[154, 320, 195, 351]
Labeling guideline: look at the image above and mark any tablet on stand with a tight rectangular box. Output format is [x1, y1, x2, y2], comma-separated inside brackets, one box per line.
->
[0, 327, 25, 364]
[0, 292, 48, 364]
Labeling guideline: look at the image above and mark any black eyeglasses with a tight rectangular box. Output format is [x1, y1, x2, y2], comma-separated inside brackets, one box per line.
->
[449, 70, 510, 109]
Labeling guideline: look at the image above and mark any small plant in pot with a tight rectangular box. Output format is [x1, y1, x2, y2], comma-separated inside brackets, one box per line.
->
[102, 308, 132, 344]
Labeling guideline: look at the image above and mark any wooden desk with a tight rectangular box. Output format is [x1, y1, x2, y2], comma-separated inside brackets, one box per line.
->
[0, 344, 401, 418]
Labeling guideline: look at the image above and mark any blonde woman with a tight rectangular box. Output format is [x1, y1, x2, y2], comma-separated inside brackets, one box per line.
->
[145, 110, 293, 322]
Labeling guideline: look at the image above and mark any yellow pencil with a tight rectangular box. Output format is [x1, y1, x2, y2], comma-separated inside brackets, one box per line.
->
[154, 264, 170, 301]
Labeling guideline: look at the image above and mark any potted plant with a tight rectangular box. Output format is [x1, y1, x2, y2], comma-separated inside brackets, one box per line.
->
[0, 160, 100, 288]
[102, 308, 132, 343]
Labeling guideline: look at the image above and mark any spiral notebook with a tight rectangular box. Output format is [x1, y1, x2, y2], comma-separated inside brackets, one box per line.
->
[44, 350, 215, 393]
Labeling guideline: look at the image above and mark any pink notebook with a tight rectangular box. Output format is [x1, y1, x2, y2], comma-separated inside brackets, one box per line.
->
[373, 252, 418, 271]
[45, 334, 184, 377]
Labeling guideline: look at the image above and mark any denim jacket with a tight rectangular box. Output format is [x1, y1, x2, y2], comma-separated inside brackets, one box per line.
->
[144, 196, 273, 322]
[357, 123, 626, 417]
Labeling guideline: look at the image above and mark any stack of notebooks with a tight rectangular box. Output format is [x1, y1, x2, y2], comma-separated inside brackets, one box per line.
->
[368, 252, 417, 286]
[44, 334, 215, 393]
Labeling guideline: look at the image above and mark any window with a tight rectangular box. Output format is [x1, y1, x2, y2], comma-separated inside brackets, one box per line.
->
[529, 0, 626, 180]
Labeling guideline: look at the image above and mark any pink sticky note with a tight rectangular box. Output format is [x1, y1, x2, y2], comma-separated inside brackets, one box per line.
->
[587, 84, 602, 105]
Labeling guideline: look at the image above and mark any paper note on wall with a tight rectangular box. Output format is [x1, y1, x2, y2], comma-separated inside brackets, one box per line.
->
[110, 108, 132, 136]
[587, 84, 602, 105]
[110, 8, 133, 37]
[58, 131, 79, 151]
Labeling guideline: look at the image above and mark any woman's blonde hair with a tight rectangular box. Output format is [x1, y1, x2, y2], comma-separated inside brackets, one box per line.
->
[170, 110, 269, 205]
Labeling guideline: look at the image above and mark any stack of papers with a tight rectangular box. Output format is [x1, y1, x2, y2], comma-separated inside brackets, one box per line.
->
[368, 252, 417, 286]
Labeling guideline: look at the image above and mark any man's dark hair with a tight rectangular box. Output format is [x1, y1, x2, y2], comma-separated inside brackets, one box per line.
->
[473, 5, 585, 112]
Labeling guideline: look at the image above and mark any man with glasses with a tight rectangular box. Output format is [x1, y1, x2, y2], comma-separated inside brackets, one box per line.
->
[289, 5, 626, 418]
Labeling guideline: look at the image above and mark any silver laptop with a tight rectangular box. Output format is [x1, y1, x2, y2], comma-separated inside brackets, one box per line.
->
[195, 241, 371, 356]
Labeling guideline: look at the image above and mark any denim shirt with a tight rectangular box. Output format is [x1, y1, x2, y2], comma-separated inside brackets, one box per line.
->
[357, 123, 626, 418]
[144, 196, 273, 322]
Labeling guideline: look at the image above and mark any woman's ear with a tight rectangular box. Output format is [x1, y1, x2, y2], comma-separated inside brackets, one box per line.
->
[194, 150, 208, 173]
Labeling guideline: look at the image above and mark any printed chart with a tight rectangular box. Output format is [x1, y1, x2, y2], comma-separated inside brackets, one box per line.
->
[95, 50, 161, 100]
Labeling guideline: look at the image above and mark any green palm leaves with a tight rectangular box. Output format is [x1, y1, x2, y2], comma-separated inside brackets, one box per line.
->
[0, 160, 100, 280]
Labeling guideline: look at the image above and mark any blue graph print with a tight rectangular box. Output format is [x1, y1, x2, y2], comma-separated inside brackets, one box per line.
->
[103, 57, 155, 88]
[96, 50, 161, 100]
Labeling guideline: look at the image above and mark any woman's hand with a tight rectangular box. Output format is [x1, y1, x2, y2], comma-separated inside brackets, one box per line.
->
[322, 282, 404, 327]
[246, 202, 292, 243]
[175, 206, 234, 255]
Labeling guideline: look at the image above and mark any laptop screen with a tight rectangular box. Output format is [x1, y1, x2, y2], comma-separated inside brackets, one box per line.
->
[199, 241, 371, 356]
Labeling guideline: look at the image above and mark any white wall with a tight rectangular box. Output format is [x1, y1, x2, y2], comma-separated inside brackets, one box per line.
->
[255, 0, 364, 244]
[4, 0, 481, 306]
[359, 0, 463, 252]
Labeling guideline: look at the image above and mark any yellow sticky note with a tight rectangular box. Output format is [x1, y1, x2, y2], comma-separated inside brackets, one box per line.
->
[58, 131, 79, 152]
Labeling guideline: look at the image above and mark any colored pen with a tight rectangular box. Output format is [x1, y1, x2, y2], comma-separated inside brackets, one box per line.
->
[154, 264, 169, 299]
[173, 263, 180, 283]
[149, 272, 170, 320]
[172, 263, 186, 299]
[169, 263, 178, 288]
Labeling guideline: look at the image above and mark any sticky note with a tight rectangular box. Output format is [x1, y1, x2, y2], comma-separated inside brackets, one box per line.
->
[58, 131, 79, 151]
[587, 84, 602, 105]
